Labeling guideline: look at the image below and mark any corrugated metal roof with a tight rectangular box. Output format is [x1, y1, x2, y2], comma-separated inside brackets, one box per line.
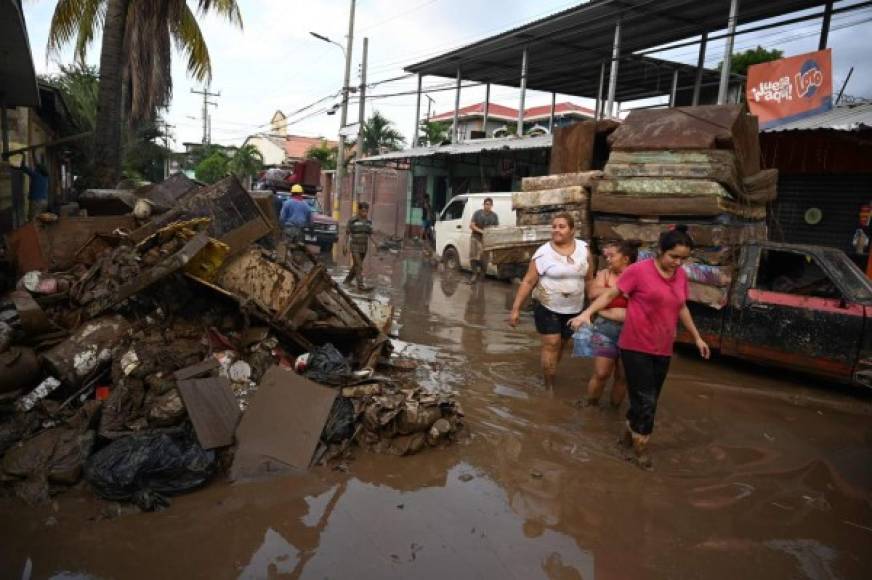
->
[762, 103, 872, 132]
[405, 0, 830, 101]
[357, 134, 553, 165]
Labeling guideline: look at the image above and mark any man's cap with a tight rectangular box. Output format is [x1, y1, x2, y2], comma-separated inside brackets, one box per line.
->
[291, 184, 304, 193]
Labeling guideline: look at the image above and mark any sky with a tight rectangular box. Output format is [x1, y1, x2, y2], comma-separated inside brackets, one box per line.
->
[21, 0, 872, 151]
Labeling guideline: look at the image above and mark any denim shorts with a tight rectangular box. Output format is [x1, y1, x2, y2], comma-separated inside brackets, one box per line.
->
[591, 318, 623, 360]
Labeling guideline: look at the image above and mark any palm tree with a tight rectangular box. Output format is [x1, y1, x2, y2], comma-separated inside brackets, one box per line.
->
[360, 111, 406, 157]
[418, 120, 450, 146]
[227, 144, 263, 187]
[305, 142, 338, 170]
[48, 0, 243, 186]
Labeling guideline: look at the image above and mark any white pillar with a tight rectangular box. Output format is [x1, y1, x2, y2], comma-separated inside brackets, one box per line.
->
[718, 0, 740, 105]
[452, 67, 461, 143]
[517, 48, 528, 137]
[605, 18, 622, 119]
[413, 73, 422, 147]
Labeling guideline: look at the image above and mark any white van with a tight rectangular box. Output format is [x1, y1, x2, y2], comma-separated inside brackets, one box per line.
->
[434, 192, 515, 273]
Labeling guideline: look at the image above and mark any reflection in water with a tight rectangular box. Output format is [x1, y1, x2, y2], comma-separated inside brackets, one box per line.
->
[296, 463, 595, 579]
[767, 540, 839, 580]
[238, 528, 300, 579]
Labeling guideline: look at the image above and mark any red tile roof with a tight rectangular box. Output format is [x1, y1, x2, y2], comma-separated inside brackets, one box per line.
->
[429, 102, 518, 122]
[525, 102, 596, 120]
[429, 101, 595, 123]
[285, 135, 338, 160]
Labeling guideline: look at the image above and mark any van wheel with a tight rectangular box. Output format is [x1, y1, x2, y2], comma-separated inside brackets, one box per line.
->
[442, 246, 461, 271]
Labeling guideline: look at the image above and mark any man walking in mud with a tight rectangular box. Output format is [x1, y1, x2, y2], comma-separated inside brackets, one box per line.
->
[469, 197, 499, 283]
[344, 202, 374, 290]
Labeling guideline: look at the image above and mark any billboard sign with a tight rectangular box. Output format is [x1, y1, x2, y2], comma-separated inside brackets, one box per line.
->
[746, 49, 833, 129]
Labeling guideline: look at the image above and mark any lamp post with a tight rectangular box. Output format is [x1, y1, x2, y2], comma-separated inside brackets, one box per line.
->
[310, 0, 355, 221]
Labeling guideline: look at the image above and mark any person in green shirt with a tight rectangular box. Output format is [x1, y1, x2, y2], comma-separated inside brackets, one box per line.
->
[343, 202, 374, 290]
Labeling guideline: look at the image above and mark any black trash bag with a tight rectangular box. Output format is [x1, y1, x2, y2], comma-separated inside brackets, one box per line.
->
[321, 397, 356, 444]
[84, 429, 216, 511]
[305, 343, 352, 385]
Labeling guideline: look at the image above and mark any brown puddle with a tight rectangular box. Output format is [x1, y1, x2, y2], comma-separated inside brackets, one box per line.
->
[2, 249, 871, 579]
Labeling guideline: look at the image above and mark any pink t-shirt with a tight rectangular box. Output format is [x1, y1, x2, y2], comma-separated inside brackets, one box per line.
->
[617, 259, 688, 356]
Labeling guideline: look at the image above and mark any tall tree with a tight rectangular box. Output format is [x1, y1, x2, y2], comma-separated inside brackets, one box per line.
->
[418, 121, 450, 146]
[719, 46, 784, 76]
[360, 111, 406, 157]
[227, 143, 263, 186]
[305, 142, 338, 170]
[48, 0, 243, 186]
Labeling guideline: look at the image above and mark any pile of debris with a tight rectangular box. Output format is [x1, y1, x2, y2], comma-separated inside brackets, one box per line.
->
[591, 105, 774, 308]
[0, 174, 463, 510]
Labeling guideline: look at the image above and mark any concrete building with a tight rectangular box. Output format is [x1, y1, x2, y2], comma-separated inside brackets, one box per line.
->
[243, 110, 337, 168]
[428, 101, 596, 140]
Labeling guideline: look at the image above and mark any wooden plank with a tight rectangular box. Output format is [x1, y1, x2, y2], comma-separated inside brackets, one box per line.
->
[173, 359, 220, 381]
[230, 366, 337, 479]
[177, 377, 240, 449]
[521, 171, 602, 192]
[512, 186, 589, 209]
[216, 248, 297, 314]
[591, 194, 767, 219]
[550, 121, 596, 174]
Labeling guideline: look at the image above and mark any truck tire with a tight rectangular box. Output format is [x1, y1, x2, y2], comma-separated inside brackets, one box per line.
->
[442, 246, 461, 271]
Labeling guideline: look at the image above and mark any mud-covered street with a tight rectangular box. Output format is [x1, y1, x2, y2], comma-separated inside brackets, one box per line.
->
[2, 248, 871, 580]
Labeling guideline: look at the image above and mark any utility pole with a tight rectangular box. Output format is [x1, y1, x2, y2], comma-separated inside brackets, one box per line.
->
[353, 37, 368, 214]
[160, 120, 175, 178]
[191, 85, 220, 145]
[334, 0, 356, 221]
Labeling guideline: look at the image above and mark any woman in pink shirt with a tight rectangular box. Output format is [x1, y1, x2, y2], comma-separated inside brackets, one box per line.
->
[570, 226, 710, 469]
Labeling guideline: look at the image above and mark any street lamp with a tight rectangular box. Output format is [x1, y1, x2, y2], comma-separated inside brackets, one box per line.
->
[309, 31, 346, 59]
[309, 0, 355, 222]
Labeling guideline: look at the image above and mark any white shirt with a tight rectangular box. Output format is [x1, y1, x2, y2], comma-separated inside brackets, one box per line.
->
[532, 240, 589, 314]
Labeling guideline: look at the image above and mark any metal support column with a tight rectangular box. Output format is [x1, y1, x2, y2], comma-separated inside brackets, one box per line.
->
[819, 0, 833, 49]
[692, 32, 708, 106]
[718, 0, 740, 105]
[452, 67, 461, 143]
[670, 68, 680, 107]
[548, 92, 556, 133]
[517, 48, 528, 137]
[483, 83, 490, 135]
[595, 61, 606, 119]
[413, 74, 422, 148]
[605, 18, 621, 120]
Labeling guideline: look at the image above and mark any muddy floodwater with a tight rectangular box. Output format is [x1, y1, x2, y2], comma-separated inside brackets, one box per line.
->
[3, 249, 872, 579]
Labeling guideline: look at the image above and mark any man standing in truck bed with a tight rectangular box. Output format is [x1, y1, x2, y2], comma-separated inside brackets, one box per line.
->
[344, 202, 374, 290]
[469, 197, 499, 283]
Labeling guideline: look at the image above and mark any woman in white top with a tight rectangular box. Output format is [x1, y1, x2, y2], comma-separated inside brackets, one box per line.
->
[509, 213, 594, 388]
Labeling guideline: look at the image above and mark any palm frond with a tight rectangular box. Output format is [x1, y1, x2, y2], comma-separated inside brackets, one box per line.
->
[171, 3, 212, 82]
[196, 0, 243, 29]
[73, 0, 107, 64]
[48, 0, 90, 56]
